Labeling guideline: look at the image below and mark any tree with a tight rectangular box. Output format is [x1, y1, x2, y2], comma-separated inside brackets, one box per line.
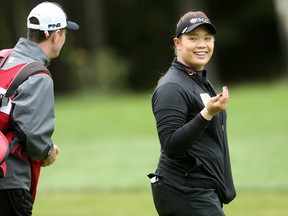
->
[0, 0, 283, 93]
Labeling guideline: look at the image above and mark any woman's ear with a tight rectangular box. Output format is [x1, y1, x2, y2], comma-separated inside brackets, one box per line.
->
[173, 37, 180, 47]
[173, 37, 181, 55]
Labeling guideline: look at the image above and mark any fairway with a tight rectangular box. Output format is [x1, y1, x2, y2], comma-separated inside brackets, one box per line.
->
[33, 190, 288, 216]
[34, 81, 288, 215]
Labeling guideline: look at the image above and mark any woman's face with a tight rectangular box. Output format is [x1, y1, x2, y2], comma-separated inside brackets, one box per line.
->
[174, 25, 215, 71]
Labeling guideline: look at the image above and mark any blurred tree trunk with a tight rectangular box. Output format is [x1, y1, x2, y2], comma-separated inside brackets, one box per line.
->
[0, 0, 27, 48]
[177, 0, 221, 85]
[274, 0, 288, 76]
[11, 0, 28, 39]
[0, 0, 38, 47]
[83, 0, 106, 50]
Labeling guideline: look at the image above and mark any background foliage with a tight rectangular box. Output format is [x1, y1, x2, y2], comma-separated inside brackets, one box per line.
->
[0, 0, 285, 93]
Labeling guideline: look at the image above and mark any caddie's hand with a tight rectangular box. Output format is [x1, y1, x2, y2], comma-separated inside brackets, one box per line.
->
[201, 86, 229, 120]
[41, 144, 59, 167]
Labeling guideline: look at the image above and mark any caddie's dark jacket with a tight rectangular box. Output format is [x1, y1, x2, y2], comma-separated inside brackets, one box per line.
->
[152, 59, 236, 204]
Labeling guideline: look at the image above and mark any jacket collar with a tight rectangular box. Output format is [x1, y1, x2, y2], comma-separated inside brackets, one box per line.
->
[171, 58, 208, 82]
[13, 37, 50, 67]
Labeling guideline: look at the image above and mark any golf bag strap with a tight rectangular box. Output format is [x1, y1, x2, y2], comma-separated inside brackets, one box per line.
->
[5, 62, 50, 97]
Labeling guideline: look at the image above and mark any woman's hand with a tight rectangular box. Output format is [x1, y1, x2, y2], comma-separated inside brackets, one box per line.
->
[201, 86, 229, 120]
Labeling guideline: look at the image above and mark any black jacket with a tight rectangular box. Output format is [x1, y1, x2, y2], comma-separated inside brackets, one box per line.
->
[152, 59, 236, 204]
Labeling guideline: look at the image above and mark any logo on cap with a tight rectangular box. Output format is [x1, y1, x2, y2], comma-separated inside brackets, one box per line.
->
[190, 17, 210, 24]
[48, 23, 61, 29]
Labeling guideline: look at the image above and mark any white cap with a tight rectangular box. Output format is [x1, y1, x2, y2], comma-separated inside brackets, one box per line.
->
[27, 1, 79, 31]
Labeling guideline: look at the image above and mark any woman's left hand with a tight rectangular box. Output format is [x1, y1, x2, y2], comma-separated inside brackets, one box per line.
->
[201, 86, 229, 119]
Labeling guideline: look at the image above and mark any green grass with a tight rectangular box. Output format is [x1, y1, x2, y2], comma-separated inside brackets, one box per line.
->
[33, 190, 288, 216]
[38, 93, 159, 191]
[33, 80, 288, 215]
[228, 81, 288, 189]
[33, 190, 157, 216]
[224, 190, 288, 216]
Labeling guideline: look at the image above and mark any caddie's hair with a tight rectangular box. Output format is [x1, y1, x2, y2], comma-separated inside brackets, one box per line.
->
[27, 17, 65, 43]
[27, 17, 53, 43]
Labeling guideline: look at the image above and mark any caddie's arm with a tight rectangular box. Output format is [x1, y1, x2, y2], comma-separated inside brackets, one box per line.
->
[12, 74, 57, 162]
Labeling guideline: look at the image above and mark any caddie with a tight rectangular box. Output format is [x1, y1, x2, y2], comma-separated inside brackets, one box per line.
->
[0, 2, 79, 215]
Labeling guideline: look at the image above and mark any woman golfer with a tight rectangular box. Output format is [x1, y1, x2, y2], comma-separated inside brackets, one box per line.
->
[148, 11, 236, 216]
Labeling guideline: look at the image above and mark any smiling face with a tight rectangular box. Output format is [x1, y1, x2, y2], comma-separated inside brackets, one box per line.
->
[174, 25, 215, 71]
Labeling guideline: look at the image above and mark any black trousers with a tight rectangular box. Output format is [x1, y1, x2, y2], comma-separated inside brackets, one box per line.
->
[0, 189, 33, 216]
[149, 172, 225, 216]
